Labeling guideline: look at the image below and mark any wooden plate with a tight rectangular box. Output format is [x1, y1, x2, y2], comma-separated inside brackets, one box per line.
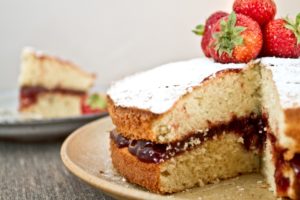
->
[61, 117, 276, 200]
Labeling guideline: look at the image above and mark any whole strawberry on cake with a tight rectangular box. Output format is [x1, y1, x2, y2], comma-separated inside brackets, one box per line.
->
[107, 0, 300, 199]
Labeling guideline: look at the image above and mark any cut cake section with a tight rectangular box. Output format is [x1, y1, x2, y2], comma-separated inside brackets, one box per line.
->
[111, 131, 260, 193]
[260, 57, 300, 199]
[19, 47, 95, 118]
[108, 59, 261, 143]
[107, 57, 300, 199]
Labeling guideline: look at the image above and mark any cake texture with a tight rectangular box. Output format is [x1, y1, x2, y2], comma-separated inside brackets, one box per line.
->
[107, 57, 300, 199]
[19, 47, 95, 118]
[259, 57, 300, 199]
[111, 132, 260, 193]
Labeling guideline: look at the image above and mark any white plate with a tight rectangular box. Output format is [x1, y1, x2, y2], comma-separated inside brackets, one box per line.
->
[0, 90, 108, 141]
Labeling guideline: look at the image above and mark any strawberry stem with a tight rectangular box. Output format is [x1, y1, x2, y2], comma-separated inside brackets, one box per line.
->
[87, 93, 107, 110]
[212, 12, 246, 57]
[285, 13, 300, 44]
[193, 24, 205, 36]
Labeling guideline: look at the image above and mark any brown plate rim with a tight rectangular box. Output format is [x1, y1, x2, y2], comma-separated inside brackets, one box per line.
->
[60, 117, 166, 200]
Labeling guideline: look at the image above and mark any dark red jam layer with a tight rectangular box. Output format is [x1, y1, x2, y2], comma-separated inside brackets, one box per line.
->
[20, 86, 85, 109]
[268, 133, 300, 198]
[290, 154, 300, 198]
[110, 114, 267, 164]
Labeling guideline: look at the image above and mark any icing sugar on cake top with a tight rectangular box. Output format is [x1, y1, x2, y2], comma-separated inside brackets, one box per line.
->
[261, 57, 300, 108]
[107, 58, 244, 114]
[108, 57, 300, 114]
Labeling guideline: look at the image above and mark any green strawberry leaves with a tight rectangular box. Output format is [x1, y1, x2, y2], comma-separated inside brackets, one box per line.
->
[193, 24, 205, 36]
[284, 13, 300, 44]
[212, 12, 246, 57]
[87, 93, 107, 110]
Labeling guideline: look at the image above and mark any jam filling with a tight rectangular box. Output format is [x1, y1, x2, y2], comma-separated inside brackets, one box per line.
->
[268, 133, 300, 197]
[20, 86, 85, 109]
[290, 154, 300, 198]
[110, 114, 267, 163]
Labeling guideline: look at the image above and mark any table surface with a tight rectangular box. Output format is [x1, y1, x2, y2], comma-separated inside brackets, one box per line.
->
[0, 140, 115, 200]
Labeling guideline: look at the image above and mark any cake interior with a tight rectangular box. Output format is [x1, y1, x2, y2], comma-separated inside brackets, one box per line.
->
[110, 113, 266, 164]
[18, 48, 95, 118]
[109, 61, 300, 199]
[19, 86, 85, 118]
[111, 131, 260, 193]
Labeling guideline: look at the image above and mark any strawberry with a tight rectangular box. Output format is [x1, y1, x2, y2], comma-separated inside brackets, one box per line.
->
[81, 93, 107, 115]
[193, 11, 228, 57]
[263, 14, 300, 58]
[233, 0, 276, 27]
[209, 12, 263, 63]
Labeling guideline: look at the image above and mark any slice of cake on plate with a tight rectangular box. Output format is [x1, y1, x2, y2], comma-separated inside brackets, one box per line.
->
[19, 47, 96, 118]
[107, 57, 300, 199]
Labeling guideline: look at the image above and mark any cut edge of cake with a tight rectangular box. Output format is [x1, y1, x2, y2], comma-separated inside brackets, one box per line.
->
[111, 131, 260, 194]
[108, 60, 261, 143]
[107, 57, 300, 199]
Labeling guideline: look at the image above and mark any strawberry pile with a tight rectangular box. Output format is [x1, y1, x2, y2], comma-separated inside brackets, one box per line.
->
[194, 0, 300, 63]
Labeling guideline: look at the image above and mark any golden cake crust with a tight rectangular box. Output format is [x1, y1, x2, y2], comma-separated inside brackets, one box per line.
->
[110, 141, 162, 193]
[107, 96, 159, 141]
[284, 107, 300, 154]
[107, 68, 247, 143]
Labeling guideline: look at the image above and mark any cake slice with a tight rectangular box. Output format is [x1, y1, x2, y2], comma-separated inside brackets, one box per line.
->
[107, 57, 300, 199]
[19, 47, 96, 118]
[260, 58, 300, 199]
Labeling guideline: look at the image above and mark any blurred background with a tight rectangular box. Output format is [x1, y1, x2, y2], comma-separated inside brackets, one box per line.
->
[0, 0, 298, 90]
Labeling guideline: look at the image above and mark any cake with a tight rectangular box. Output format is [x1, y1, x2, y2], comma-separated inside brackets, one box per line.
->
[19, 47, 96, 118]
[107, 57, 300, 199]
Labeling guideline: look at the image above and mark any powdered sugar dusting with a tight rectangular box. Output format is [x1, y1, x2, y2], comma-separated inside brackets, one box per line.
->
[107, 58, 244, 114]
[23, 46, 45, 57]
[261, 57, 300, 108]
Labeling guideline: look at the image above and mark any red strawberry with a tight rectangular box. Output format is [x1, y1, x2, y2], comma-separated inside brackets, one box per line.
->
[209, 12, 263, 63]
[81, 94, 107, 114]
[263, 14, 300, 58]
[193, 11, 228, 57]
[233, 0, 276, 27]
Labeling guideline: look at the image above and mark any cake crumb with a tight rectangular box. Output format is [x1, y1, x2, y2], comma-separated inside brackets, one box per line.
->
[237, 137, 244, 144]
[259, 183, 269, 189]
[158, 125, 170, 135]
[183, 142, 189, 150]
[212, 178, 220, 184]
[166, 145, 172, 151]
[187, 87, 193, 93]
[200, 148, 207, 154]
[198, 179, 205, 187]
[236, 185, 245, 191]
